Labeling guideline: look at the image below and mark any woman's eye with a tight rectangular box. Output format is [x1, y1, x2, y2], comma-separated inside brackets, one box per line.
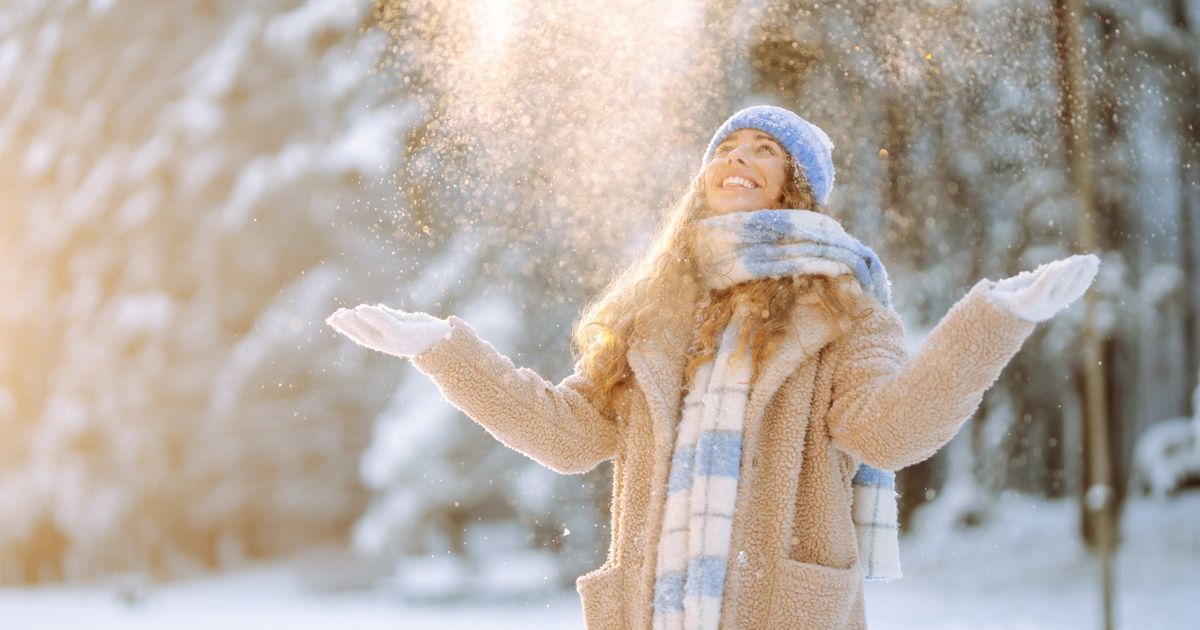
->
[758, 145, 776, 154]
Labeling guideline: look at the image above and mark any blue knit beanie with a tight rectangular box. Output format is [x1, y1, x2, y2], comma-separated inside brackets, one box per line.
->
[701, 105, 835, 207]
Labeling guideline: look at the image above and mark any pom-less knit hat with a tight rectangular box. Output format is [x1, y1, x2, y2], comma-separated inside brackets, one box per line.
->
[701, 104, 836, 206]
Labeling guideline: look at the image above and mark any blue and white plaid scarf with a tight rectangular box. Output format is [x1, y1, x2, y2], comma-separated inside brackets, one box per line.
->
[651, 208, 901, 630]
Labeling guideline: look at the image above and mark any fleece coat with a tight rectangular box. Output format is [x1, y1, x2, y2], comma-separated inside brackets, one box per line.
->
[409, 275, 1036, 629]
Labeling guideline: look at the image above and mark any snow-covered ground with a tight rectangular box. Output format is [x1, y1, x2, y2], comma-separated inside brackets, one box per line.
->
[864, 489, 1200, 629]
[2, 491, 1196, 629]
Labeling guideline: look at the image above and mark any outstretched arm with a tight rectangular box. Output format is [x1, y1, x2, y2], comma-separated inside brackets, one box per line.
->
[825, 254, 1098, 470]
[328, 306, 618, 474]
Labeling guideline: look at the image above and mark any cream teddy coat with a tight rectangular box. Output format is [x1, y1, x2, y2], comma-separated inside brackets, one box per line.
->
[409, 275, 1036, 629]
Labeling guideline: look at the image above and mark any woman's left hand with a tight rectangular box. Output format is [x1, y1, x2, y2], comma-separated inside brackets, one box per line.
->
[987, 254, 1100, 323]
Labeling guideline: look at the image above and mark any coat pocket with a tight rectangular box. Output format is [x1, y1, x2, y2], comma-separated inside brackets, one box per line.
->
[768, 557, 861, 629]
[575, 562, 624, 629]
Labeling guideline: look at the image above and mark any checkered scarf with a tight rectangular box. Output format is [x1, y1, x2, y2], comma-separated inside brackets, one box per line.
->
[652, 303, 754, 630]
[651, 208, 902, 629]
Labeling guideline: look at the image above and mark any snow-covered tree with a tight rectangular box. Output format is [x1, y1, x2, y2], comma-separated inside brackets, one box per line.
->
[0, 0, 416, 582]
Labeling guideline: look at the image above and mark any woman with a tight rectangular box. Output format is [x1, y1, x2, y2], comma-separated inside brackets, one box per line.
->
[327, 105, 1099, 629]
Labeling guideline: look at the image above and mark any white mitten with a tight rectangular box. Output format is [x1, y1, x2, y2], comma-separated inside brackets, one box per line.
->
[988, 253, 1100, 323]
[326, 303, 452, 358]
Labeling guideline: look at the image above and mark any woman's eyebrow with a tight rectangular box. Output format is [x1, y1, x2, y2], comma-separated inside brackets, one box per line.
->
[753, 134, 783, 148]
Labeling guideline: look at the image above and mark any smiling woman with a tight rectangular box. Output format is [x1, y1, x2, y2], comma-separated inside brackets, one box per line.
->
[327, 104, 1099, 629]
[703, 129, 789, 216]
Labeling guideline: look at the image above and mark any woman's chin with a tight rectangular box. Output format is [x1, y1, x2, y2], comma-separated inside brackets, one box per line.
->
[709, 194, 783, 215]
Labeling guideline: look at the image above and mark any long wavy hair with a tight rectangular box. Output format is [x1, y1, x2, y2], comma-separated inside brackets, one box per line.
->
[571, 152, 873, 410]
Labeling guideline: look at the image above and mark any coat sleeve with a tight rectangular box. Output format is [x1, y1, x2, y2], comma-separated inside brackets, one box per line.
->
[407, 315, 619, 474]
[824, 278, 1037, 470]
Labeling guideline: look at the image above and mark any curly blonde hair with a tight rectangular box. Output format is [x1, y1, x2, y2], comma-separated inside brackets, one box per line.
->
[572, 153, 872, 410]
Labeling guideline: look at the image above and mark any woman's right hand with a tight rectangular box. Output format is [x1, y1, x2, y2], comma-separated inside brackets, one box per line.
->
[326, 304, 452, 358]
[987, 254, 1100, 323]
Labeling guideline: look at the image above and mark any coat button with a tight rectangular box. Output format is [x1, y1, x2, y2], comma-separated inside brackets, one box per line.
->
[737, 550, 748, 565]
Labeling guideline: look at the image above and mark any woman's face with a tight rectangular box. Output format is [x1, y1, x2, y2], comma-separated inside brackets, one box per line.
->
[703, 128, 789, 216]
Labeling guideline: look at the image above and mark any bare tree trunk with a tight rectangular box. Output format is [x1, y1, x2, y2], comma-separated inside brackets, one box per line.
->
[881, 94, 925, 275]
[1172, 0, 1200, 391]
[1053, 0, 1116, 627]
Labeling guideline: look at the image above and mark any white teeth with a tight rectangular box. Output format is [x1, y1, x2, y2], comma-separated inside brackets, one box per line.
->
[721, 176, 758, 189]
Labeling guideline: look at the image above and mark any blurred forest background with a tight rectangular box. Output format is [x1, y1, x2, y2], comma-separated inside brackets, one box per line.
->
[0, 0, 1197, 604]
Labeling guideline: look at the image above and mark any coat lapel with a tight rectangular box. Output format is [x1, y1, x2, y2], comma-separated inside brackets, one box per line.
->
[627, 334, 687, 450]
[744, 298, 844, 429]
[626, 291, 851, 452]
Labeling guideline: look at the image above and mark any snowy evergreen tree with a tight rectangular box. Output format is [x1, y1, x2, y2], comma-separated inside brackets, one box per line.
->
[0, 0, 416, 582]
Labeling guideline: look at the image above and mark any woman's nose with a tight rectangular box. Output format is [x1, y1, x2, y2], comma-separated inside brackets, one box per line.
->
[724, 146, 750, 163]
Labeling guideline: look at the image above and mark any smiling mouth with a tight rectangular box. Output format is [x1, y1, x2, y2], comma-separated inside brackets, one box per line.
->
[720, 176, 759, 190]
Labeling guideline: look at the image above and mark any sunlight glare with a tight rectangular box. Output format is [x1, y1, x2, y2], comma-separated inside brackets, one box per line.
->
[471, 0, 522, 59]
